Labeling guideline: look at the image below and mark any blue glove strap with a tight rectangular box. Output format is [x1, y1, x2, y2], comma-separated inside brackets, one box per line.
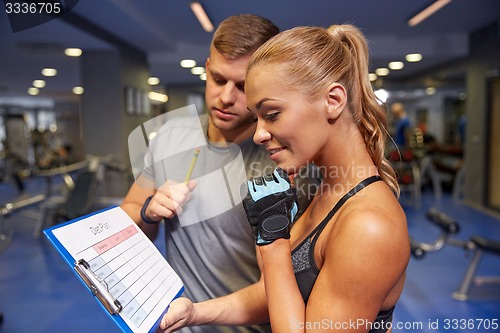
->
[247, 169, 292, 201]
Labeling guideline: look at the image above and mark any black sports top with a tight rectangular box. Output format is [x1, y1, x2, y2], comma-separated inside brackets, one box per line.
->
[291, 175, 395, 333]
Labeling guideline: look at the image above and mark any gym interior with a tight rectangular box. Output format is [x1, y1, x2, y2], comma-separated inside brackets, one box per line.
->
[1, 1, 500, 332]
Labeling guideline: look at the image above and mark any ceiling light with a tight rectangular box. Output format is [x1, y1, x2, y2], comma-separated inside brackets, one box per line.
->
[368, 73, 377, 82]
[190, 2, 214, 32]
[148, 91, 169, 103]
[374, 89, 390, 104]
[33, 80, 46, 88]
[425, 87, 436, 95]
[375, 68, 390, 76]
[199, 73, 207, 81]
[388, 61, 404, 70]
[408, 0, 452, 27]
[180, 59, 197, 68]
[406, 53, 423, 62]
[64, 48, 82, 57]
[191, 66, 205, 75]
[72, 87, 84, 95]
[28, 87, 39, 95]
[41, 68, 57, 76]
[148, 77, 160, 85]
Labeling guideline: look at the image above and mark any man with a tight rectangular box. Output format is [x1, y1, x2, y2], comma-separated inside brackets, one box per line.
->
[121, 14, 280, 333]
[390, 102, 412, 148]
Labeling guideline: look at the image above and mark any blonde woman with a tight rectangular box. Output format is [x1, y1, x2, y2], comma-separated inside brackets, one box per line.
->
[160, 24, 410, 333]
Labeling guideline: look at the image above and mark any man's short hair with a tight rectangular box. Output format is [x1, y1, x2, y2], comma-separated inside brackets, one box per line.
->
[211, 14, 279, 59]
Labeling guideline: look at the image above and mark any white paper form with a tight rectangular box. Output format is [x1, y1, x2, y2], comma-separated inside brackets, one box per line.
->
[45, 206, 184, 333]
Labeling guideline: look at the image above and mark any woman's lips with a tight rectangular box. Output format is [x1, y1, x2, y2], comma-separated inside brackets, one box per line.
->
[267, 147, 286, 158]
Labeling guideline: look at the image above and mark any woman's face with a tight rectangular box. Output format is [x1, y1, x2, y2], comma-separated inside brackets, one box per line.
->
[246, 65, 331, 175]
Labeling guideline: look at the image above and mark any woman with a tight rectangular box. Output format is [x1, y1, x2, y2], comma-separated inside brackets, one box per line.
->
[160, 24, 410, 333]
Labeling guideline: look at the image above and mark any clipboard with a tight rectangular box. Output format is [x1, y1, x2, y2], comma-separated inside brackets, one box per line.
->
[44, 205, 184, 333]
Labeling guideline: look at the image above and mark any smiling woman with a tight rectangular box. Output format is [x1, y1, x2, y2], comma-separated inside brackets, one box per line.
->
[241, 24, 408, 333]
[157, 23, 409, 333]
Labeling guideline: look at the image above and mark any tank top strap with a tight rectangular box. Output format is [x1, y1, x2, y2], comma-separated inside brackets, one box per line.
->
[310, 175, 383, 240]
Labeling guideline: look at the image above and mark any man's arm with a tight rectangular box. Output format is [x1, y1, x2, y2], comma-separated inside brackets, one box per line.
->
[121, 180, 159, 240]
[121, 176, 197, 240]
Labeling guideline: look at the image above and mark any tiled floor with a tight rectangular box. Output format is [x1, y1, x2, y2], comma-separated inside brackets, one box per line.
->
[1, 179, 499, 332]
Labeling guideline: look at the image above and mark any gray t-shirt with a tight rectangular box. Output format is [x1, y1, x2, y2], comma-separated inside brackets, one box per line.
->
[142, 113, 275, 333]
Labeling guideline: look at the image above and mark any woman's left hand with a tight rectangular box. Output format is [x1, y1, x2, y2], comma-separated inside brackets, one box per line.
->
[158, 297, 194, 332]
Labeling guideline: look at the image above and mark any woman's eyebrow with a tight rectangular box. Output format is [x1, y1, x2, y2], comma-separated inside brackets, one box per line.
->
[255, 98, 277, 110]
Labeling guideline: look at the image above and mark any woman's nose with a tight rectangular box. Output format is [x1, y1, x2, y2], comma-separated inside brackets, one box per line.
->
[253, 122, 271, 145]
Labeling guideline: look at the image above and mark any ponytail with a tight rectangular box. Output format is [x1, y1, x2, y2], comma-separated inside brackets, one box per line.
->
[327, 25, 400, 196]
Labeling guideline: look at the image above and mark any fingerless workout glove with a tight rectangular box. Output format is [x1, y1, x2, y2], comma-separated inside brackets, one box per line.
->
[241, 168, 299, 246]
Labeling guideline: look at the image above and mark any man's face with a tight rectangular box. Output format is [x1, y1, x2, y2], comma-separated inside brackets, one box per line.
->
[205, 47, 256, 133]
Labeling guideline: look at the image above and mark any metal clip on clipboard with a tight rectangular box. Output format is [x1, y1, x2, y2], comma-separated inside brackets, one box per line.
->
[74, 259, 123, 315]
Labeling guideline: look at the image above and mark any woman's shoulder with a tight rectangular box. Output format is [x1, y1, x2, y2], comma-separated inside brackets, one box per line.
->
[329, 189, 408, 249]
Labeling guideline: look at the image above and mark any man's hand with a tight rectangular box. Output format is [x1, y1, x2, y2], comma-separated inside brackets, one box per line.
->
[241, 168, 298, 246]
[144, 179, 197, 222]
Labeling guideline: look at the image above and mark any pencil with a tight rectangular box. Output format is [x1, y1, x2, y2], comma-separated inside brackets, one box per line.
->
[184, 147, 200, 183]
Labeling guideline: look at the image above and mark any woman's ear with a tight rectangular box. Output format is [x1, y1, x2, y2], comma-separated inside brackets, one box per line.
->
[325, 83, 347, 123]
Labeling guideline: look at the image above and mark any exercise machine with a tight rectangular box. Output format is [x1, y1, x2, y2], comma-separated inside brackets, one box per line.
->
[411, 208, 500, 301]
[0, 193, 46, 252]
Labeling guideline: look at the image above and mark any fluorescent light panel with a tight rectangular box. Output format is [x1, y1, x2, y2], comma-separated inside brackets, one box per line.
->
[375, 68, 390, 76]
[408, 0, 452, 27]
[33, 80, 46, 88]
[190, 2, 214, 32]
[388, 61, 404, 70]
[406, 53, 423, 62]
[28, 87, 39, 95]
[65, 48, 82, 57]
[148, 77, 160, 85]
[41, 68, 57, 76]
[72, 87, 84, 95]
[180, 59, 197, 68]
[190, 66, 205, 75]
[148, 91, 169, 103]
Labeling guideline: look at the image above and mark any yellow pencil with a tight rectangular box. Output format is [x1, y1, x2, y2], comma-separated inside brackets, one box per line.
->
[184, 147, 200, 183]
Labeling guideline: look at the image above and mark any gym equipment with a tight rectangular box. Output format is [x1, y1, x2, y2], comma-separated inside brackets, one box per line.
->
[388, 149, 421, 209]
[0, 193, 46, 251]
[1, 152, 132, 243]
[410, 238, 426, 259]
[33, 155, 130, 237]
[411, 208, 500, 301]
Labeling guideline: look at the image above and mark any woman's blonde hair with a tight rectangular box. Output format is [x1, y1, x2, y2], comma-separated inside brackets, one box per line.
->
[247, 24, 399, 195]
